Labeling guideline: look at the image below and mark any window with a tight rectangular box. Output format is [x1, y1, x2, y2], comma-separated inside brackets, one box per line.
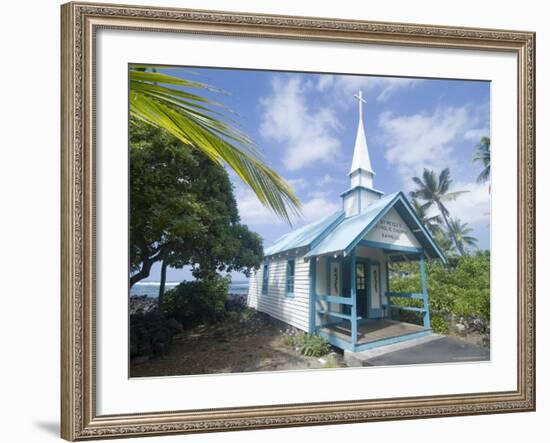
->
[261, 263, 269, 294]
[286, 259, 295, 297]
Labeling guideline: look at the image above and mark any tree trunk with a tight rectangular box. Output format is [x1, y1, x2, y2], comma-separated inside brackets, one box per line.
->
[130, 258, 154, 287]
[438, 206, 465, 257]
[158, 259, 168, 315]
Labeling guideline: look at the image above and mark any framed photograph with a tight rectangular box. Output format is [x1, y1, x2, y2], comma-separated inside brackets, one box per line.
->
[61, 1, 536, 440]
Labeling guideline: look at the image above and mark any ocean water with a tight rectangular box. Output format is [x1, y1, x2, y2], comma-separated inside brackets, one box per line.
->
[130, 280, 249, 298]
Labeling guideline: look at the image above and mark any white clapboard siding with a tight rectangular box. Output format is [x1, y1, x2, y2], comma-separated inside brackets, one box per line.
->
[247, 254, 311, 332]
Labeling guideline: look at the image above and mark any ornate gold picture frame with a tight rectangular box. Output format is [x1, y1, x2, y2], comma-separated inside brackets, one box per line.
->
[61, 1, 535, 440]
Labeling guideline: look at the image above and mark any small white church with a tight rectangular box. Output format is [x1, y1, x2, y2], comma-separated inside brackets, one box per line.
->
[247, 91, 445, 352]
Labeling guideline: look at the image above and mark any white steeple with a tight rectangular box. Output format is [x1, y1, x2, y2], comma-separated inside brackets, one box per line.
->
[349, 91, 375, 188]
[341, 91, 382, 217]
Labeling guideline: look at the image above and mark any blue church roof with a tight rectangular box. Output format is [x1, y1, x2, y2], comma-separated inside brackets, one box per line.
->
[264, 192, 445, 262]
[264, 210, 344, 256]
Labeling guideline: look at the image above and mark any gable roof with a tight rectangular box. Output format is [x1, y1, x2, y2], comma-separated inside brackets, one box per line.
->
[264, 210, 344, 256]
[264, 192, 445, 262]
[304, 192, 445, 261]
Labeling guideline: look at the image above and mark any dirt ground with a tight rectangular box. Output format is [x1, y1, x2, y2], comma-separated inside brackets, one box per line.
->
[130, 310, 345, 377]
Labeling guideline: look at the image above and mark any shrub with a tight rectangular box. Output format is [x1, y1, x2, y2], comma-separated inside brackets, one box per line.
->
[389, 252, 490, 330]
[130, 310, 183, 358]
[163, 274, 230, 328]
[283, 331, 330, 357]
[430, 314, 449, 334]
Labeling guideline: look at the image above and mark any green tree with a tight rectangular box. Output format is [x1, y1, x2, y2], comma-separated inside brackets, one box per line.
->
[130, 66, 300, 223]
[129, 122, 264, 306]
[410, 197, 442, 234]
[410, 168, 469, 256]
[433, 229, 455, 257]
[472, 136, 491, 185]
[447, 218, 477, 256]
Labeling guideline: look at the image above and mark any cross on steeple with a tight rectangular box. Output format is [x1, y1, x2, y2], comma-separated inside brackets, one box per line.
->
[353, 90, 367, 122]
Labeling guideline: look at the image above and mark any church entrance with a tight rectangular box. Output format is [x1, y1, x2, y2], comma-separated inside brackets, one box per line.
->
[355, 261, 368, 318]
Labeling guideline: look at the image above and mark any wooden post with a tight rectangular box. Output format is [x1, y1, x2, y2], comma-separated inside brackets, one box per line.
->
[351, 250, 358, 349]
[419, 252, 431, 329]
[385, 260, 391, 320]
[309, 259, 317, 334]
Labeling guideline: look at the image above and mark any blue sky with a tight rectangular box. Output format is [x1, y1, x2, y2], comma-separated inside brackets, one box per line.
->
[142, 67, 490, 281]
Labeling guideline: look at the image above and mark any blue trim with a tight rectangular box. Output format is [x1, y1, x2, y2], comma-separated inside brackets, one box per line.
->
[309, 260, 316, 333]
[316, 294, 353, 305]
[368, 261, 383, 319]
[348, 167, 376, 177]
[318, 330, 354, 352]
[318, 327, 432, 352]
[396, 195, 446, 263]
[285, 258, 295, 298]
[386, 291, 424, 299]
[344, 194, 402, 255]
[420, 253, 431, 329]
[351, 250, 358, 350]
[317, 310, 361, 321]
[261, 263, 269, 295]
[358, 239, 424, 254]
[385, 261, 390, 319]
[340, 193, 445, 262]
[339, 185, 384, 197]
[388, 305, 426, 313]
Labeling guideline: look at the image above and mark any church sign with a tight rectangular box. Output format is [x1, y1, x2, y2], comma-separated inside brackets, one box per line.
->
[365, 208, 420, 248]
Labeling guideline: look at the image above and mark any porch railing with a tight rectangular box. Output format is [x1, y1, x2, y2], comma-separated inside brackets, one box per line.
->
[315, 294, 358, 321]
[384, 292, 431, 328]
[384, 254, 431, 329]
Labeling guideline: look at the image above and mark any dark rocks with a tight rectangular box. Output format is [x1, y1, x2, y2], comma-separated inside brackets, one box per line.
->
[129, 295, 158, 316]
[130, 303, 184, 360]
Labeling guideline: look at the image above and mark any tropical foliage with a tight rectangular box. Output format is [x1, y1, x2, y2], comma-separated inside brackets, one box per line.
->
[130, 122, 263, 296]
[163, 275, 231, 328]
[389, 252, 490, 334]
[282, 332, 330, 357]
[129, 66, 301, 223]
[447, 218, 478, 256]
[410, 167, 469, 255]
[472, 136, 491, 184]
[410, 197, 442, 235]
[408, 135, 491, 257]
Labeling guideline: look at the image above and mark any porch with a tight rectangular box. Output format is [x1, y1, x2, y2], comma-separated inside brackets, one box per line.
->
[318, 319, 431, 352]
[310, 242, 433, 353]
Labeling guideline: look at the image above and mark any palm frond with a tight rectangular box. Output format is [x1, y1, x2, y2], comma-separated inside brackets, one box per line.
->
[472, 137, 491, 185]
[129, 67, 302, 223]
[441, 190, 470, 201]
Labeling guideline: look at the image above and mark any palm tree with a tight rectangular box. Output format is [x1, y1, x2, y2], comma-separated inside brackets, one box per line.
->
[410, 168, 469, 255]
[447, 218, 477, 255]
[433, 229, 455, 257]
[129, 66, 301, 223]
[410, 197, 442, 235]
[472, 136, 491, 185]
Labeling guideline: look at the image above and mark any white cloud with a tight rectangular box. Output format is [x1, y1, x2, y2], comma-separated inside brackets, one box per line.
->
[286, 177, 307, 191]
[235, 184, 340, 227]
[377, 106, 478, 190]
[300, 194, 341, 224]
[316, 174, 335, 186]
[316, 75, 334, 92]
[259, 77, 341, 171]
[330, 76, 422, 104]
[464, 127, 490, 142]
[443, 181, 491, 226]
